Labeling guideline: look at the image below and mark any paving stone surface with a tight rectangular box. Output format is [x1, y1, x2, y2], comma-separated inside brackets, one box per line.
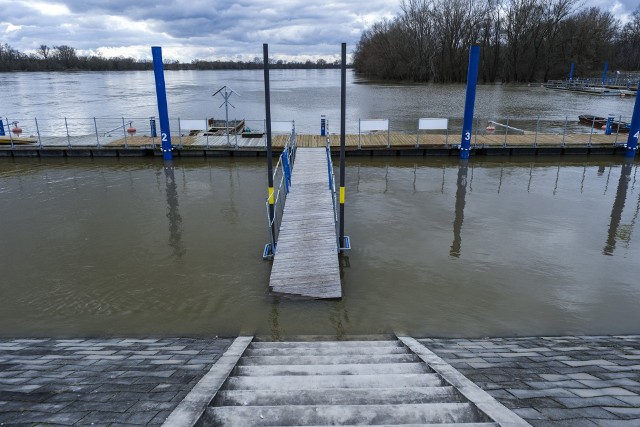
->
[423, 335, 640, 427]
[0, 337, 232, 426]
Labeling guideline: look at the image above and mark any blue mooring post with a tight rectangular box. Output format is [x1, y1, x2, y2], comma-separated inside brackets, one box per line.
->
[602, 61, 609, 86]
[624, 82, 640, 158]
[320, 115, 326, 136]
[0, 119, 4, 136]
[151, 47, 173, 161]
[460, 45, 480, 160]
[605, 115, 614, 135]
[569, 63, 574, 82]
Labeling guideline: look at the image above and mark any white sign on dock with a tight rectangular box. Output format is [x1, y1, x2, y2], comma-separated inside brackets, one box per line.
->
[419, 118, 448, 130]
[179, 120, 207, 131]
[359, 119, 389, 132]
[271, 121, 294, 133]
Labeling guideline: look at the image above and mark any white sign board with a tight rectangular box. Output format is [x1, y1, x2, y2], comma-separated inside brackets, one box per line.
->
[419, 118, 448, 130]
[360, 119, 389, 132]
[179, 120, 207, 131]
[271, 121, 293, 133]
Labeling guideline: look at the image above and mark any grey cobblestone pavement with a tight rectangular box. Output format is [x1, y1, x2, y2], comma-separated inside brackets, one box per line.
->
[423, 335, 640, 427]
[0, 337, 232, 426]
[2, 336, 639, 426]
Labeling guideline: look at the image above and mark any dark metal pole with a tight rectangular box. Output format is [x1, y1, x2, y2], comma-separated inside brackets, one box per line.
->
[264, 44, 276, 252]
[339, 43, 346, 251]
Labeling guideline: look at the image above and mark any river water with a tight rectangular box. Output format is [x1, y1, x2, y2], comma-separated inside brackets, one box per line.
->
[0, 69, 636, 134]
[1, 156, 639, 338]
[2, 70, 639, 338]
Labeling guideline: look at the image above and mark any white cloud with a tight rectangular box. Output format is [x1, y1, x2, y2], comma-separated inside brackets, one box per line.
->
[26, 1, 71, 16]
[5, 23, 22, 33]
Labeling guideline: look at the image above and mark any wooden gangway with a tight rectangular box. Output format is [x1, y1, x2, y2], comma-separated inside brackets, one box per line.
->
[268, 147, 341, 299]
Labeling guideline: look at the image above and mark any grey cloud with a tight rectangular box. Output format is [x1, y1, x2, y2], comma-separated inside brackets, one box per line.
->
[3, 0, 634, 62]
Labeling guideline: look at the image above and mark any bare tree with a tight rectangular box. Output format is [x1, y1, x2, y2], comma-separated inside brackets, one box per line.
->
[38, 44, 50, 60]
[54, 45, 77, 68]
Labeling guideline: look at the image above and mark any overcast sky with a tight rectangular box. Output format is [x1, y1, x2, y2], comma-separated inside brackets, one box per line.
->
[1, 0, 637, 63]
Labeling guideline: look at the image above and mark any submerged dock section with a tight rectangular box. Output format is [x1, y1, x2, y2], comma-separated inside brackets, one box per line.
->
[268, 147, 341, 299]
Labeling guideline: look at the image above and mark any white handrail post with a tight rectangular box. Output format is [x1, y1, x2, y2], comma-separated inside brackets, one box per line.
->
[35, 118, 42, 148]
[122, 117, 128, 148]
[7, 118, 14, 149]
[93, 117, 100, 148]
[65, 117, 71, 148]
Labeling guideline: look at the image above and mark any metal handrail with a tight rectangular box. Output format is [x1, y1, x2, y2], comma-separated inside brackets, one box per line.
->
[264, 124, 297, 253]
[324, 122, 340, 251]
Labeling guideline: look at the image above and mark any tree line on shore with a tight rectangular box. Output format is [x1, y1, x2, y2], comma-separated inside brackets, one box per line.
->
[0, 44, 342, 72]
[353, 0, 640, 83]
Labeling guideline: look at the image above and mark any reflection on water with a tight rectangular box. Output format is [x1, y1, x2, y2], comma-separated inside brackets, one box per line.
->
[164, 163, 185, 258]
[1, 156, 640, 338]
[450, 160, 468, 258]
[604, 160, 638, 256]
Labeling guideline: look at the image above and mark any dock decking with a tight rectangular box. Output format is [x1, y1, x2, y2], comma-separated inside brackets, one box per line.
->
[268, 148, 341, 300]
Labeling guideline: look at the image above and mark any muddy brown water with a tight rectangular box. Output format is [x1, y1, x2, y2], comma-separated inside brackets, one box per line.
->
[1, 156, 639, 338]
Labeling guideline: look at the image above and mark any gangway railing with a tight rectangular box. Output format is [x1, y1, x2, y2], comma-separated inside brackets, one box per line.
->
[324, 120, 340, 251]
[263, 122, 297, 259]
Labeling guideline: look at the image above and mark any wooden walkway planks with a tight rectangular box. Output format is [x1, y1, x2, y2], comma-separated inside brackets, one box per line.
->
[269, 148, 341, 300]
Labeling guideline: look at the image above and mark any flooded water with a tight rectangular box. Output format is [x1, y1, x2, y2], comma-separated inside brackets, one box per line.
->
[1, 157, 639, 338]
[0, 70, 636, 134]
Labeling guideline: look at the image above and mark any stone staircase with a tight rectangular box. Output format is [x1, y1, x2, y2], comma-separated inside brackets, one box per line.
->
[196, 337, 529, 426]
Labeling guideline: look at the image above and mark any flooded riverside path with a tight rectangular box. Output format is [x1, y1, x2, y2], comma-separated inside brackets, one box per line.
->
[1, 156, 639, 338]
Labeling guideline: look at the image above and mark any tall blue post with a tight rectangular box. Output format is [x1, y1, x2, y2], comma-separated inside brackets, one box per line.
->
[460, 45, 480, 160]
[569, 63, 574, 82]
[0, 119, 4, 136]
[151, 47, 173, 160]
[601, 61, 609, 86]
[624, 82, 640, 158]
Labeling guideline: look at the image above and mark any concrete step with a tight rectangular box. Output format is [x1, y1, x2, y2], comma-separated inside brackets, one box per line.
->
[238, 353, 421, 366]
[223, 373, 444, 391]
[215, 386, 463, 406]
[244, 346, 409, 357]
[268, 424, 499, 427]
[250, 340, 400, 349]
[202, 402, 487, 426]
[234, 362, 429, 377]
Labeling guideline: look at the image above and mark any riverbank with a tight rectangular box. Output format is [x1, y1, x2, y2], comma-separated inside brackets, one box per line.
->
[1, 335, 638, 425]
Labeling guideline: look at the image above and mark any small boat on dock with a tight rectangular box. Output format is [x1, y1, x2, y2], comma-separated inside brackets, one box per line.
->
[578, 114, 630, 132]
[189, 119, 246, 136]
[578, 114, 606, 127]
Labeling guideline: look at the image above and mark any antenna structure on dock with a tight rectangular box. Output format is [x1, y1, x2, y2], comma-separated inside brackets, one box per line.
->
[212, 86, 241, 146]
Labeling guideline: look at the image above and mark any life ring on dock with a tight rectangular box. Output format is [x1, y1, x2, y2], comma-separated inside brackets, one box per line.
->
[127, 127, 137, 135]
[12, 126, 22, 135]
